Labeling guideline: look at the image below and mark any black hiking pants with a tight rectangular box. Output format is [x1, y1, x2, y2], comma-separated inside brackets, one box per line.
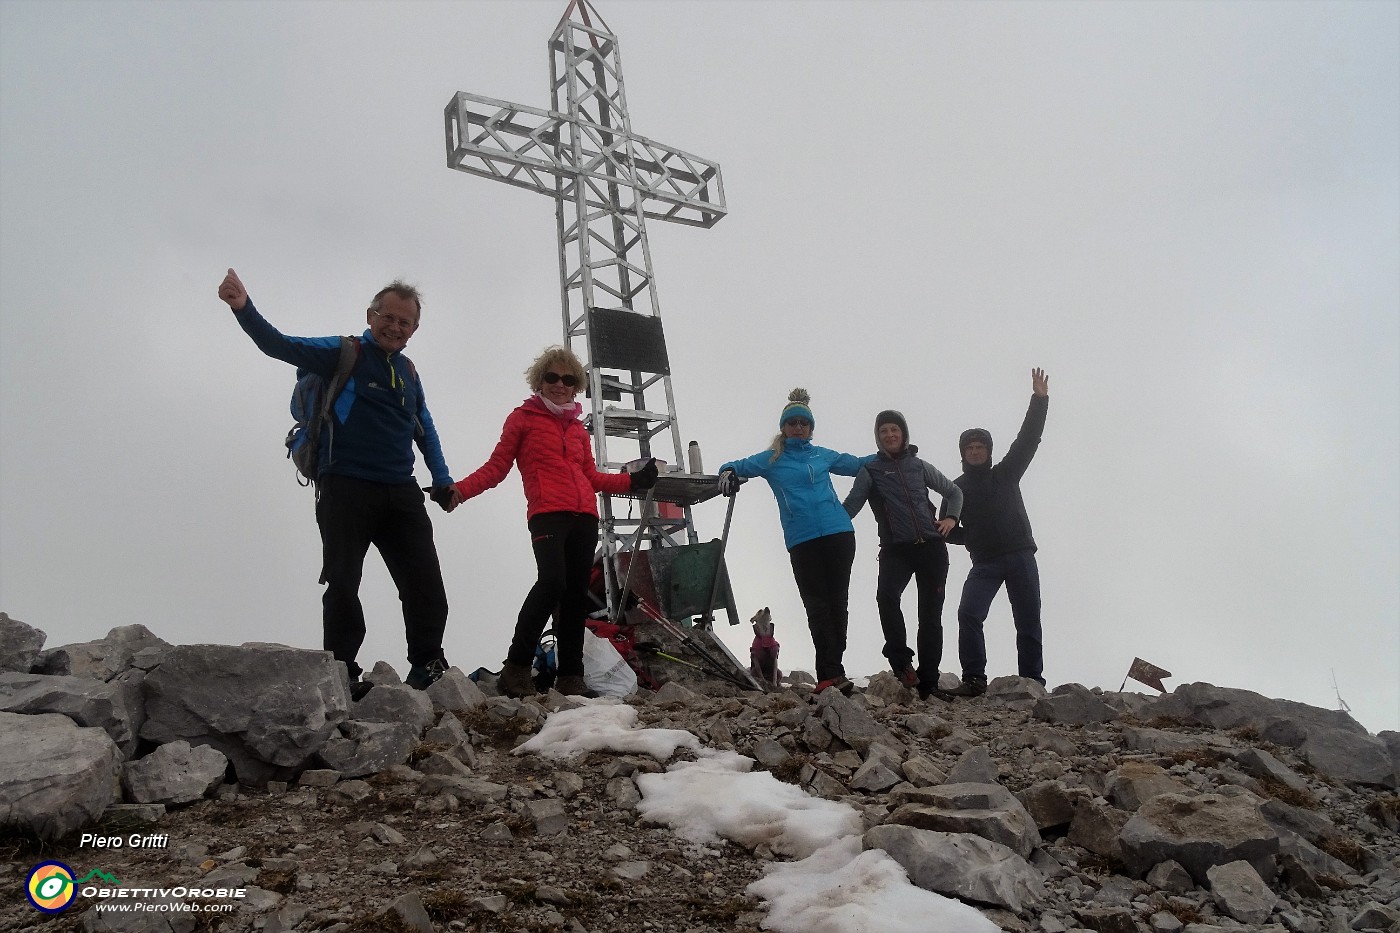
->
[316, 474, 449, 680]
[507, 511, 598, 678]
[876, 539, 949, 690]
[788, 531, 856, 682]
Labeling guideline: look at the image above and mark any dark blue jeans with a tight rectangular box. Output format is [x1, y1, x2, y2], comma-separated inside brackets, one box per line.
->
[876, 540, 949, 690]
[956, 548, 1043, 684]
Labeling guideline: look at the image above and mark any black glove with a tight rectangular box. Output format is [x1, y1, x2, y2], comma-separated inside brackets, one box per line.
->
[717, 469, 740, 497]
[630, 458, 659, 491]
[429, 485, 457, 511]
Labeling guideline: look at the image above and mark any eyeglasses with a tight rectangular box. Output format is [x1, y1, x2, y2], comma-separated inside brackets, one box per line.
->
[784, 418, 812, 428]
[371, 310, 417, 330]
[542, 372, 580, 387]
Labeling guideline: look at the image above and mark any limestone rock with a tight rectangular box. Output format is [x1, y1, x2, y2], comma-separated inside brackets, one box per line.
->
[0, 612, 45, 673]
[122, 740, 228, 805]
[364, 661, 403, 686]
[1146, 859, 1196, 894]
[987, 675, 1049, 702]
[1207, 859, 1277, 924]
[1105, 761, 1194, 811]
[1232, 746, 1310, 793]
[351, 683, 435, 734]
[1119, 792, 1280, 885]
[864, 669, 914, 706]
[316, 720, 418, 778]
[1074, 906, 1138, 933]
[901, 755, 946, 788]
[423, 710, 471, 747]
[141, 643, 349, 785]
[0, 671, 136, 756]
[1296, 727, 1396, 788]
[947, 745, 1001, 784]
[1121, 725, 1225, 756]
[42, 624, 170, 681]
[527, 797, 569, 835]
[1348, 903, 1400, 931]
[425, 667, 488, 712]
[885, 781, 1041, 858]
[850, 757, 902, 793]
[819, 691, 897, 754]
[865, 824, 1046, 913]
[1145, 683, 1368, 742]
[1034, 683, 1119, 726]
[378, 892, 435, 932]
[1017, 780, 1090, 832]
[0, 710, 122, 841]
[1069, 797, 1131, 859]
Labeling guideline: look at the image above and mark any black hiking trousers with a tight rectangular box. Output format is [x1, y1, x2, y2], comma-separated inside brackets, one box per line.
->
[875, 539, 950, 689]
[507, 511, 599, 678]
[788, 531, 857, 682]
[316, 474, 449, 680]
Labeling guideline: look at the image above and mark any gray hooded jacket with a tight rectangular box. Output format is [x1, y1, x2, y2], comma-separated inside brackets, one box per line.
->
[844, 411, 963, 546]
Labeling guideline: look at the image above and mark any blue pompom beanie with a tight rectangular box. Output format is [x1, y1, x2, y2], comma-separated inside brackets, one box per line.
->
[779, 388, 814, 430]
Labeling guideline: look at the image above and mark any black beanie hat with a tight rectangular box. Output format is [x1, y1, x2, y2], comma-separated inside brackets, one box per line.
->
[875, 410, 909, 448]
[959, 427, 993, 459]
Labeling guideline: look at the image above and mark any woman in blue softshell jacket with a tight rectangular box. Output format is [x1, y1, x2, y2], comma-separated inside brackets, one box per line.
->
[718, 388, 875, 696]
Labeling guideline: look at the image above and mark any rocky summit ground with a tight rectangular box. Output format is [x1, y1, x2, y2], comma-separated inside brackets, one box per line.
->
[3, 691, 775, 933]
[2, 650, 1399, 933]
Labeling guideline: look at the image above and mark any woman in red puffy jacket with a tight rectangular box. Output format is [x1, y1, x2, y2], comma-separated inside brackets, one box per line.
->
[454, 346, 656, 698]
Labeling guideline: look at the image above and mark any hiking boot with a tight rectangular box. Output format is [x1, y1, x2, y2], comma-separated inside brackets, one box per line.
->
[919, 684, 957, 702]
[497, 660, 536, 699]
[349, 679, 374, 702]
[948, 677, 987, 698]
[893, 665, 919, 690]
[406, 657, 449, 691]
[814, 676, 855, 697]
[554, 674, 596, 698]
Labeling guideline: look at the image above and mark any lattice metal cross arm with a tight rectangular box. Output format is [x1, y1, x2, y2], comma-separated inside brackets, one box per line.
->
[445, 93, 569, 197]
[625, 133, 725, 227]
[445, 102, 726, 226]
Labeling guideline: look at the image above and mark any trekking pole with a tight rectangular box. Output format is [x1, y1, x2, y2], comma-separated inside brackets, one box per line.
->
[633, 642, 732, 680]
[635, 597, 755, 691]
[610, 486, 657, 626]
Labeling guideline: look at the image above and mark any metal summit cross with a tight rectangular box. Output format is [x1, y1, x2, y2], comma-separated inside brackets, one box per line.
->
[445, 0, 729, 623]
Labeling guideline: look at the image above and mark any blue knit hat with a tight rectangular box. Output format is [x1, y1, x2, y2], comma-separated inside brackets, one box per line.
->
[779, 388, 814, 430]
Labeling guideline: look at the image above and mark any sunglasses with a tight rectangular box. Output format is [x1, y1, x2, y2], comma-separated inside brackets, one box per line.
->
[542, 372, 580, 387]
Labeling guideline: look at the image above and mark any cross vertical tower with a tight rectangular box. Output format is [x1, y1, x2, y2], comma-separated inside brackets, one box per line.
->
[445, 0, 727, 622]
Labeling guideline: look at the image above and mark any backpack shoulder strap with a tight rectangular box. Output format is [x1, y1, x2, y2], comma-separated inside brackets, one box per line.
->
[320, 336, 360, 420]
[399, 352, 427, 441]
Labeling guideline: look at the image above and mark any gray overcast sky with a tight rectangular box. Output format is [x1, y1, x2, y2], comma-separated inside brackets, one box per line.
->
[2, 0, 1396, 732]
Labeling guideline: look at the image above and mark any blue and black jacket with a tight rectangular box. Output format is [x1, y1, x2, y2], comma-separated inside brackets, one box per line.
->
[234, 298, 452, 487]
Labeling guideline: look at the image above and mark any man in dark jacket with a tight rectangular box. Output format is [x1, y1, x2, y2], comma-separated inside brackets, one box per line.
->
[844, 411, 963, 701]
[217, 268, 461, 696]
[948, 368, 1049, 695]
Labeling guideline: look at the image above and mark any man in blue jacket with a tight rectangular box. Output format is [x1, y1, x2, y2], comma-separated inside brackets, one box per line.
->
[948, 368, 1050, 696]
[217, 268, 460, 694]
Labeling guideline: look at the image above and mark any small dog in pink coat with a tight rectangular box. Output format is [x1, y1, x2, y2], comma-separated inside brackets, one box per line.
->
[749, 607, 781, 688]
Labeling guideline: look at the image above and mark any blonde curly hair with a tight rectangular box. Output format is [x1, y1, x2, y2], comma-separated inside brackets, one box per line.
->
[525, 345, 588, 393]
